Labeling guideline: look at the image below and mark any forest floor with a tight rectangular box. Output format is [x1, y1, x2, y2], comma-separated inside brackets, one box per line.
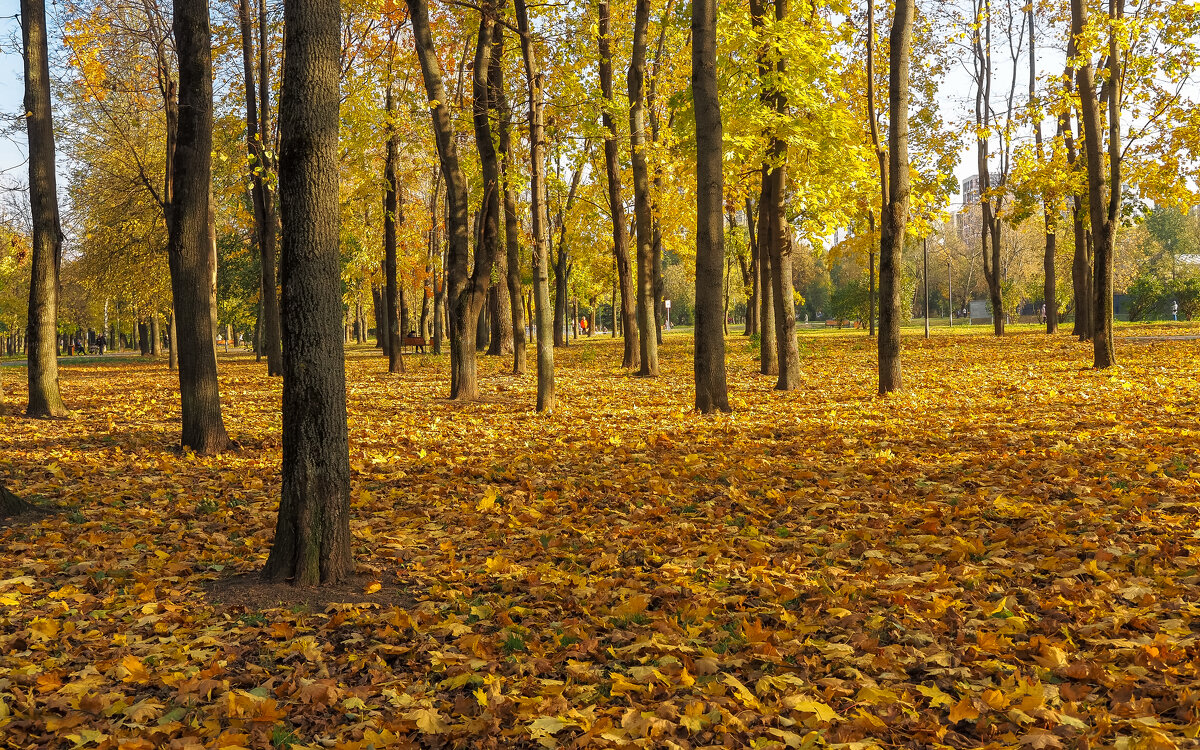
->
[1, 325, 1199, 750]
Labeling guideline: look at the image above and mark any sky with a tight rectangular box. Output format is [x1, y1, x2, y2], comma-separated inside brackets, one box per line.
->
[0, 9, 27, 188]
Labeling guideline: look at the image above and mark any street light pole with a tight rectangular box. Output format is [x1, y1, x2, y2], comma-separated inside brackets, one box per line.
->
[948, 258, 953, 329]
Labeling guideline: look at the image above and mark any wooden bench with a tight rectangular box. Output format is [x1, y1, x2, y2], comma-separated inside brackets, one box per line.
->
[403, 335, 427, 353]
[823, 319, 860, 329]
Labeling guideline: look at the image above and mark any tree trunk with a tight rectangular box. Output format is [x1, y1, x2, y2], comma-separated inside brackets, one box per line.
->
[756, 190, 777, 375]
[597, 0, 638, 369]
[515, 0, 555, 410]
[1072, 0, 1118, 367]
[865, 0, 885, 340]
[167, 0, 229, 454]
[264, 0, 352, 585]
[409, 0, 482, 398]
[744, 197, 758, 336]
[692, 0, 729, 412]
[239, 0, 282, 376]
[1060, 67, 1091, 341]
[629, 0, 658, 376]
[168, 311, 178, 370]
[493, 27, 526, 375]
[554, 245, 568, 347]
[974, 0, 1004, 337]
[150, 311, 161, 356]
[1029, 8, 1056, 334]
[21, 0, 68, 418]
[0, 485, 32, 518]
[384, 85, 405, 374]
[878, 0, 914, 394]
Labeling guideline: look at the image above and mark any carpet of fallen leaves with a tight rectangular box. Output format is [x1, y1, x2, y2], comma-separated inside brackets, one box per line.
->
[2, 325, 1199, 750]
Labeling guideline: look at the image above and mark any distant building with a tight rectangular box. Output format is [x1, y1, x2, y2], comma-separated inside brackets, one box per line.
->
[956, 172, 1005, 243]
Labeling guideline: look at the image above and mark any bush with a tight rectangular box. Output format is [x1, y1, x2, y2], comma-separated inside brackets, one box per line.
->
[1168, 276, 1200, 321]
[1127, 273, 1165, 322]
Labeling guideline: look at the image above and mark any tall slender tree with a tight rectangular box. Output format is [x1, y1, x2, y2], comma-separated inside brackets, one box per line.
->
[629, 0, 658, 377]
[878, 0, 913, 394]
[238, 0, 282, 376]
[21, 0, 68, 419]
[167, 0, 229, 453]
[1071, 0, 1119, 367]
[516, 0, 556, 410]
[597, 0, 639, 369]
[383, 84, 404, 375]
[494, 20, 526, 375]
[1028, 7, 1057, 334]
[692, 0, 729, 413]
[408, 0, 491, 399]
[263, 0, 352, 584]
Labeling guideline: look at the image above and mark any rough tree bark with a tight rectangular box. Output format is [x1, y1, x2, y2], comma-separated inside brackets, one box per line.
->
[628, 0, 658, 376]
[515, 0, 555, 410]
[21, 0, 68, 419]
[692, 0, 729, 412]
[598, 0, 639, 369]
[167, 0, 229, 454]
[878, 0, 913, 394]
[263, 0, 353, 585]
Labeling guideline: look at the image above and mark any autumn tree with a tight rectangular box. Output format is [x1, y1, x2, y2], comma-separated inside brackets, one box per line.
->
[878, 0, 914, 394]
[263, 0, 353, 585]
[597, 0, 638, 369]
[21, 0, 68, 419]
[628, 0, 657, 376]
[237, 0, 282, 375]
[516, 0, 556, 410]
[167, 0, 229, 454]
[692, 0, 728, 412]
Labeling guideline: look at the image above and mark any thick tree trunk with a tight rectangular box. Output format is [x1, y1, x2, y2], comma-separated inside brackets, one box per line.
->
[22, 0, 67, 419]
[0, 485, 32, 518]
[692, 0, 729, 412]
[515, 0, 555, 410]
[167, 0, 229, 454]
[485, 27, 514, 359]
[878, 0, 913, 394]
[239, 0, 282, 376]
[597, 0, 638, 369]
[384, 86, 405, 374]
[409, 0, 482, 398]
[264, 0, 352, 585]
[628, 0, 658, 376]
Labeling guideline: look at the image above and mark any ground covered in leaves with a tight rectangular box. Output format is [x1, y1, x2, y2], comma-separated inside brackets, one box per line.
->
[2, 325, 1199, 749]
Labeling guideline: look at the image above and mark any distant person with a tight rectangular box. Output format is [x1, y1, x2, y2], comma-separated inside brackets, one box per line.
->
[1173, 300, 1179, 321]
[96, 334, 106, 355]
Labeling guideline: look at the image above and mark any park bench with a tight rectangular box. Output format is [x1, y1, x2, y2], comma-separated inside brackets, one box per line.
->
[823, 319, 860, 329]
[403, 335, 427, 353]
